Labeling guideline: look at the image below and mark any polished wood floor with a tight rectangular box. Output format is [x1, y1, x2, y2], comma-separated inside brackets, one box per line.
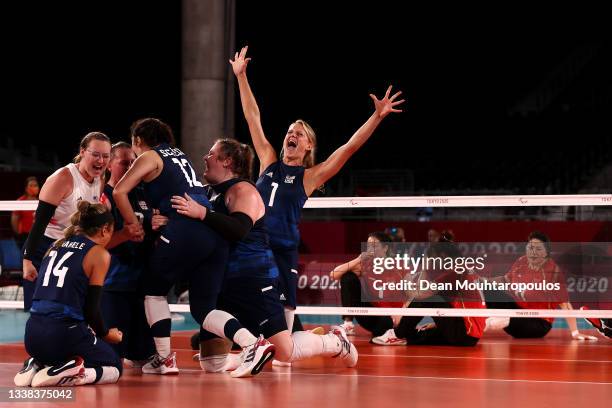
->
[1, 327, 611, 408]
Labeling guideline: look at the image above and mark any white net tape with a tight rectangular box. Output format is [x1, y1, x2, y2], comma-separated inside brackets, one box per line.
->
[2, 195, 612, 318]
[3, 194, 612, 211]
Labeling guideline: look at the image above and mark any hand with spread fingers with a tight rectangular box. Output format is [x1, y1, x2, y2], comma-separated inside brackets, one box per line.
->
[370, 85, 405, 119]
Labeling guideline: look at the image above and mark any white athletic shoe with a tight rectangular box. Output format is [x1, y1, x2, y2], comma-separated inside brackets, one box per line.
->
[330, 325, 358, 367]
[14, 357, 44, 387]
[230, 335, 276, 378]
[339, 321, 356, 336]
[371, 329, 407, 346]
[142, 352, 179, 375]
[31, 357, 85, 387]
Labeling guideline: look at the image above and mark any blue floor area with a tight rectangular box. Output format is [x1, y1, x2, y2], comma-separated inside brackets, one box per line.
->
[0, 310, 587, 344]
[0, 310, 29, 343]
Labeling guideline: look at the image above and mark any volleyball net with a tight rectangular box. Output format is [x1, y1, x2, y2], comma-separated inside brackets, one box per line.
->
[1, 194, 612, 319]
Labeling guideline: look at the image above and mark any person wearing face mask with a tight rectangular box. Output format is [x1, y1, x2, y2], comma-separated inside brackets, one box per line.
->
[21, 132, 113, 312]
[229, 46, 405, 348]
[484, 231, 597, 341]
[11, 177, 40, 251]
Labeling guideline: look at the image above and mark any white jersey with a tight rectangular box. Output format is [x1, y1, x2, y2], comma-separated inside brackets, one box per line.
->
[44, 163, 103, 240]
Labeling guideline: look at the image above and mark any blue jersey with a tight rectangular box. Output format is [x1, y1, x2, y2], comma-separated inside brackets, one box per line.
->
[103, 183, 153, 291]
[209, 179, 278, 280]
[144, 143, 211, 215]
[31, 235, 97, 321]
[255, 162, 308, 250]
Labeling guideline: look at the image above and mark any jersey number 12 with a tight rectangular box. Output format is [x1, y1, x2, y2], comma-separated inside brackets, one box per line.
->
[172, 158, 204, 188]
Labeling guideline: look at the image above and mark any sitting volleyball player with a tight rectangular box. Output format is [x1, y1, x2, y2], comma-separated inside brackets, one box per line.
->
[483, 231, 596, 340]
[14, 201, 123, 387]
[170, 139, 358, 377]
[372, 235, 486, 347]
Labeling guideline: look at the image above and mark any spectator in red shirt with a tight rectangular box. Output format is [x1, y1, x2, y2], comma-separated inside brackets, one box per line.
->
[484, 231, 597, 340]
[11, 177, 39, 250]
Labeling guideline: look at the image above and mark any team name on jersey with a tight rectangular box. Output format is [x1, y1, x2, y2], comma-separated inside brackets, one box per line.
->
[284, 175, 295, 184]
[61, 240, 87, 250]
[158, 147, 185, 157]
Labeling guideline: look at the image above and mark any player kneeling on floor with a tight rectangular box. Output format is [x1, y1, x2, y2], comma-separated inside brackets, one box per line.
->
[14, 201, 123, 387]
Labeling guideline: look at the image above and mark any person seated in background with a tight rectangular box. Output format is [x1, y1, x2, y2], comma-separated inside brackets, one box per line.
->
[372, 233, 486, 347]
[330, 232, 401, 338]
[483, 231, 597, 341]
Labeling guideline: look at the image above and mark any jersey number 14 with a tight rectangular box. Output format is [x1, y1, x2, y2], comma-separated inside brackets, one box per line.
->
[42, 250, 74, 288]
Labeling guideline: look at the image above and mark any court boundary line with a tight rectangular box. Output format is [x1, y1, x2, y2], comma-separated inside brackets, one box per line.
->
[266, 371, 612, 385]
[2, 362, 611, 385]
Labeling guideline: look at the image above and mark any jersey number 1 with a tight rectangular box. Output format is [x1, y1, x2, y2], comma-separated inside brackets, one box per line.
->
[42, 250, 74, 288]
[172, 158, 204, 188]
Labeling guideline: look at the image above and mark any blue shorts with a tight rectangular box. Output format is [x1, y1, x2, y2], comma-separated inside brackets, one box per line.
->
[272, 248, 298, 309]
[101, 290, 155, 361]
[211, 277, 287, 340]
[25, 314, 121, 372]
[146, 217, 229, 325]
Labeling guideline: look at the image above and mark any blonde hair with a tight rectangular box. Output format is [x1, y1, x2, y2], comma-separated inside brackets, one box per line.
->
[50, 201, 114, 252]
[280, 119, 317, 168]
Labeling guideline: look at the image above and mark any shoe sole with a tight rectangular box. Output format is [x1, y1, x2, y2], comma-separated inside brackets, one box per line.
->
[251, 346, 276, 376]
[14, 358, 41, 387]
[345, 343, 359, 368]
[32, 366, 84, 387]
[14, 371, 38, 387]
[371, 340, 407, 346]
[142, 367, 179, 375]
[231, 345, 276, 378]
